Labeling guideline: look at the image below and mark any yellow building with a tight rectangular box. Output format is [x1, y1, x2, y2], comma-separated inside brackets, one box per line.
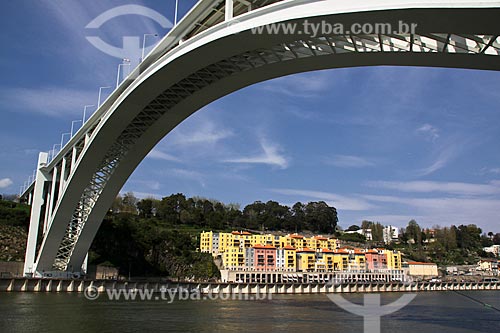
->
[333, 249, 350, 271]
[296, 248, 316, 272]
[383, 250, 402, 270]
[200, 231, 213, 253]
[407, 262, 438, 277]
[313, 236, 329, 250]
[232, 231, 252, 248]
[218, 232, 235, 254]
[289, 234, 305, 249]
[222, 246, 245, 269]
[317, 249, 336, 271]
[351, 249, 367, 270]
[251, 233, 275, 247]
[304, 237, 315, 249]
[327, 238, 338, 250]
[202, 231, 350, 272]
[284, 246, 297, 270]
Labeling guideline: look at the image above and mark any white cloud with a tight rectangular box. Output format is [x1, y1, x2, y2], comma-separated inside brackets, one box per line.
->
[269, 188, 375, 211]
[150, 116, 233, 165]
[0, 87, 97, 117]
[147, 149, 180, 162]
[416, 144, 458, 176]
[366, 180, 500, 196]
[416, 123, 439, 141]
[168, 119, 233, 146]
[362, 194, 500, 229]
[324, 155, 375, 168]
[359, 215, 422, 225]
[261, 72, 332, 97]
[171, 168, 206, 187]
[0, 178, 13, 189]
[130, 180, 161, 191]
[479, 167, 500, 175]
[225, 139, 289, 169]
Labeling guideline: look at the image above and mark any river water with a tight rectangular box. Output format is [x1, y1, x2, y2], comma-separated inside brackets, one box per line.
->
[0, 291, 499, 332]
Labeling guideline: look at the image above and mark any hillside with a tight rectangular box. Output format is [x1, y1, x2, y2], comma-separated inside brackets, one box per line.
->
[0, 224, 27, 261]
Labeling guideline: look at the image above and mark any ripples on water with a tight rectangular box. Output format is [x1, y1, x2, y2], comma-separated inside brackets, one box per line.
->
[0, 291, 499, 332]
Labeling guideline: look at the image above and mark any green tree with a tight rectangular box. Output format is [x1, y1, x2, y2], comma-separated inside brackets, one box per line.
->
[137, 199, 154, 218]
[360, 221, 383, 242]
[456, 224, 482, 251]
[481, 234, 494, 247]
[493, 233, 500, 245]
[405, 220, 422, 245]
[304, 201, 338, 234]
[290, 202, 306, 232]
[346, 225, 360, 232]
[121, 192, 138, 214]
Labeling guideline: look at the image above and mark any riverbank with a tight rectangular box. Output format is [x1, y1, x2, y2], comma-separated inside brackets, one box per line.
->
[1, 278, 499, 294]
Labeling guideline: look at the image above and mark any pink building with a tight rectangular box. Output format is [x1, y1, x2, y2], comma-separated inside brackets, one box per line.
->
[252, 245, 276, 271]
[365, 249, 388, 271]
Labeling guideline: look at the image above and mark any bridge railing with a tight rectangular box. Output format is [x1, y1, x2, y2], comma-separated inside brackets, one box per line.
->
[19, 0, 291, 202]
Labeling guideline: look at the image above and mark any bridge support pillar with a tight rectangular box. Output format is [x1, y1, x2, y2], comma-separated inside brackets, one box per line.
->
[225, 0, 233, 21]
[45, 165, 58, 232]
[24, 152, 49, 277]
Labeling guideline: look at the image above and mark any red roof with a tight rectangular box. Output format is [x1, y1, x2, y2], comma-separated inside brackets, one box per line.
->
[290, 234, 304, 239]
[283, 246, 296, 250]
[231, 231, 252, 235]
[321, 248, 334, 253]
[314, 236, 328, 240]
[408, 262, 436, 265]
[297, 247, 316, 253]
[253, 244, 276, 249]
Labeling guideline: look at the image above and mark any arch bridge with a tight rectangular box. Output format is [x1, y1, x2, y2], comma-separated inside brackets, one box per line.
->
[19, 0, 500, 277]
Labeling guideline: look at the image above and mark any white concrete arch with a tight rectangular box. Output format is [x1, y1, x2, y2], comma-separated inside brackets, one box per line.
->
[23, 0, 500, 276]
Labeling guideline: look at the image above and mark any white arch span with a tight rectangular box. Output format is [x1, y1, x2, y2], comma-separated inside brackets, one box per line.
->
[21, 0, 500, 276]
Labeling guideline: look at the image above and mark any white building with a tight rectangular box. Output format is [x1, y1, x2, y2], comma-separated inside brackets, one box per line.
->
[276, 249, 285, 269]
[212, 233, 220, 254]
[345, 228, 373, 241]
[383, 226, 400, 244]
[483, 245, 500, 257]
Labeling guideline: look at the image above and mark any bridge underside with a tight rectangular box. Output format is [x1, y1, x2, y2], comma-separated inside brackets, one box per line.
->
[21, 1, 500, 277]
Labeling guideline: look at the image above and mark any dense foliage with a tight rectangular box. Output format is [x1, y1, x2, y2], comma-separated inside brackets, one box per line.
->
[396, 220, 498, 265]
[90, 213, 219, 280]
[112, 192, 338, 234]
[0, 199, 30, 228]
[0, 198, 30, 261]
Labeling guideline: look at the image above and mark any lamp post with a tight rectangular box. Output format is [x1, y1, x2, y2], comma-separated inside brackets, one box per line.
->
[141, 34, 159, 62]
[82, 104, 95, 124]
[175, 0, 179, 25]
[51, 144, 61, 162]
[98, 86, 112, 108]
[60, 133, 71, 151]
[71, 120, 82, 137]
[116, 59, 131, 88]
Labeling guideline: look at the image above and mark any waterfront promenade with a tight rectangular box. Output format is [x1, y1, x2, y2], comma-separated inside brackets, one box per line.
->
[1, 278, 499, 294]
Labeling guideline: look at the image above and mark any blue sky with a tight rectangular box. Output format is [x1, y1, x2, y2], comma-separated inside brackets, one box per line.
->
[1, 1, 500, 232]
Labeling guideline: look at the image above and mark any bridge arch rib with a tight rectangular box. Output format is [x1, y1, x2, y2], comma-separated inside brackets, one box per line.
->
[31, 0, 500, 275]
